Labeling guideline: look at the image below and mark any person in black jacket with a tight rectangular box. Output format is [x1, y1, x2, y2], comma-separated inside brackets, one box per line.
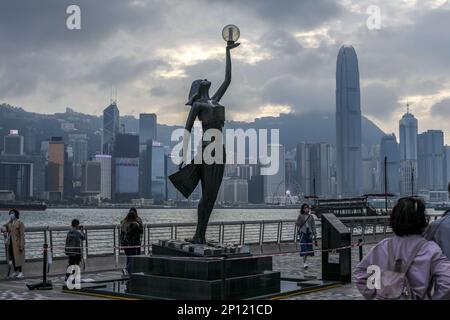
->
[64, 219, 86, 281]
[120, 208, 143, 275]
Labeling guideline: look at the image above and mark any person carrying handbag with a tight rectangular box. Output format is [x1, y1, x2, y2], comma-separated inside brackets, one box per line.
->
[296, 204, 317, 269]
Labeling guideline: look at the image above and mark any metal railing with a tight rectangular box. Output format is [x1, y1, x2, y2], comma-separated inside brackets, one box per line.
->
[0, 212, 443, 264]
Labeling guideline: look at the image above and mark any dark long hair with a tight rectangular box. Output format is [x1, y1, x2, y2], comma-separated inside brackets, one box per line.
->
[300, 203, 310, 215]
[185, 79, 203, 106]
[390, 197, 427, 236]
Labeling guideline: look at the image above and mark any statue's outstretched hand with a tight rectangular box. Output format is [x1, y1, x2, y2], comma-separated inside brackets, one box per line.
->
[227, 42, 240, 50]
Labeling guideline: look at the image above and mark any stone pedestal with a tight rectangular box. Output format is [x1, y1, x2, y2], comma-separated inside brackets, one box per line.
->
[127, 240, 281, 299]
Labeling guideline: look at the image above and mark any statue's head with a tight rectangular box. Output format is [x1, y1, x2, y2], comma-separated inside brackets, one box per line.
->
[186, 79, 211, 105]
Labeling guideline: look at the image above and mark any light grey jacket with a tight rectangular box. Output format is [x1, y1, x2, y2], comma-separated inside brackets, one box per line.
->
[424, 210, 450, 259]
[296, 213, 316, 236]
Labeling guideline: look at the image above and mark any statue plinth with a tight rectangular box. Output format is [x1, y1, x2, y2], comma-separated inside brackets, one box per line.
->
[152, 239, 250, 257]
[127, 248, 280, 299]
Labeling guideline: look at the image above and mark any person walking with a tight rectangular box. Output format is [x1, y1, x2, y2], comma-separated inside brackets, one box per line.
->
[120, 208, 143, 276]
[353, 197, 450, 300]
[424, 181, 450, 259]
[64, 219, 86, 281]
[1, 209, 25, 279]
[296, 204, 317, 269]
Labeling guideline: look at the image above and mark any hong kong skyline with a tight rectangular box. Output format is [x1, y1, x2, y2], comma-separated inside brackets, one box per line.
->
[2, 0, 450, 145]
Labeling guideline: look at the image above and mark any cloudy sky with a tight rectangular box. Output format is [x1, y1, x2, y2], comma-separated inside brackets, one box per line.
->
[1, 0, 450, 144]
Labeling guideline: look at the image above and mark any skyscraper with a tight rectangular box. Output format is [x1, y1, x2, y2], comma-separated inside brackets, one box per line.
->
[263, 144, 285, 203]
[139, 113, 157, 145]
[68, 133, 88, 182]
[379, 134, 400, 194]
[444, 146, 450, 186]
[81, 161, 101, 195]
[399, 110, 418, 195]
[94, 154, 112, 200]
[336, 45, 362, 196]
[3, 130, 24, 156]
[114, 133, 139, 202]
[150, 142, 166, 203]
[102, 102, 120, 155]
[296, 142, 333, 197]
[417, 130, 445, 191]
[139, 113, 158, 199]
[47, 137, 65, 198]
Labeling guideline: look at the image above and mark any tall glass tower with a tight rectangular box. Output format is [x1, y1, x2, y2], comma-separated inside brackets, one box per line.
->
[399, 110, 418, 195]
[379, 134, 400, 194]
[102, 102, 120, 155]
[336, 45, 362, 196]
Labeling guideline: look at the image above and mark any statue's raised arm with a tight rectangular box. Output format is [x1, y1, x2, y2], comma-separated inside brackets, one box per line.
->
[212, 42, 240, 102]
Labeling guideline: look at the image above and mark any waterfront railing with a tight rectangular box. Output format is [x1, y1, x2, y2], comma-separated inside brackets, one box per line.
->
[0, 213, 442, 263]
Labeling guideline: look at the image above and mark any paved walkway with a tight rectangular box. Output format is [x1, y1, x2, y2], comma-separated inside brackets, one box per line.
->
[0, 246, 374, 300]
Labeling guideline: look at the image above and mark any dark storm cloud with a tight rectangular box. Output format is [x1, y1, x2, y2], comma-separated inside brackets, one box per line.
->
[0, 0, 166, 51]
[0, 0, 450, 140]
[149, 86, 169, 97]
[431, 98, 450, 118]
[361, 83, 400, 120]
[219, 0, 343, 29]
[258, 30, 303, 56]
[80, 57, 168, 88]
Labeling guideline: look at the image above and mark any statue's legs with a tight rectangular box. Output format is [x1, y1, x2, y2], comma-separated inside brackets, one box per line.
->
[193, 161, 225, 244]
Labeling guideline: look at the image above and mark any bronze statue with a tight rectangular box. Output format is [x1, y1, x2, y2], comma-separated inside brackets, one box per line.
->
[172, 29, 240, 244]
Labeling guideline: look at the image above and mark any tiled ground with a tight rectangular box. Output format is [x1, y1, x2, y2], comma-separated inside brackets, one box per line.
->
[0, 246, 373, 300]
[0, 271, 121, 300]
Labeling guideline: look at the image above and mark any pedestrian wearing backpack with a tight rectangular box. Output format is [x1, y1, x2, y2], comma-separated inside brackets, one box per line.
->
[296, 204, 318, 270]
[1, 209, 25, 279]
[424, 181, 450, 259]
[64, 219, 86, 281]
[353, 197, 450, 300]
[120, 208, 144, 276]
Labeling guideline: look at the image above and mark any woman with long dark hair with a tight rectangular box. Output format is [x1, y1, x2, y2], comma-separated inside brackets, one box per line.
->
[120, 207, 143, 275]
[179, 41, 240, 244]
[296, 203, 317, 269]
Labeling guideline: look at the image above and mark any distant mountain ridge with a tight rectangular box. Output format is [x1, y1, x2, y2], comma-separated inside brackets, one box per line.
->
[0, 103, 385, 156]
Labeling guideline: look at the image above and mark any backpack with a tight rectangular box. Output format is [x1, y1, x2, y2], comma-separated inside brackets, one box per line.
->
[65, 230, 82, 256]
[376, 238, 427, 300]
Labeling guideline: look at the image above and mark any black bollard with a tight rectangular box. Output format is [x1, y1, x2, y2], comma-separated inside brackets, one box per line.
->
[358, 239, 363, 261]
[26, 243, 53, 290]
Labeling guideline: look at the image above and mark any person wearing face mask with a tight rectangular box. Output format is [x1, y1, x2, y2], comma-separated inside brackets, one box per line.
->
[1, 209, 25, 279]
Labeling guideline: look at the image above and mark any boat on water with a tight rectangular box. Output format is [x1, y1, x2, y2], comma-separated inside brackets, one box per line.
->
[311, 193, 395, 218]
[434, 203, 450, 211]
[0, 202, 47, 211]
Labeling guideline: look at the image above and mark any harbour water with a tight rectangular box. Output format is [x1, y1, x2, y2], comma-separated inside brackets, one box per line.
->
[0, 208, 301, 227]
[0, 208, 442, 227]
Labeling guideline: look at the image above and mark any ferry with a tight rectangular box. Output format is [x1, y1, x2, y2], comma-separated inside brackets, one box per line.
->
[311, 193, 395, 218]
[0, 201, 47, 211]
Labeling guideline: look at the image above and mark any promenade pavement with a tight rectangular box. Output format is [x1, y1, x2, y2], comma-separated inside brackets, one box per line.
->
[0, 244, 374, 300]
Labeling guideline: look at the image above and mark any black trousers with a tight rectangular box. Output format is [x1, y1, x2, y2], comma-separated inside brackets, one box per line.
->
[124, 248, 141, 272]
[68, 255, 81, 266]
[66, 255, 82, 280]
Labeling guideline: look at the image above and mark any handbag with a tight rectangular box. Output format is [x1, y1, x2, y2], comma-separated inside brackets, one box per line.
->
[169, 163, 201, 199]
